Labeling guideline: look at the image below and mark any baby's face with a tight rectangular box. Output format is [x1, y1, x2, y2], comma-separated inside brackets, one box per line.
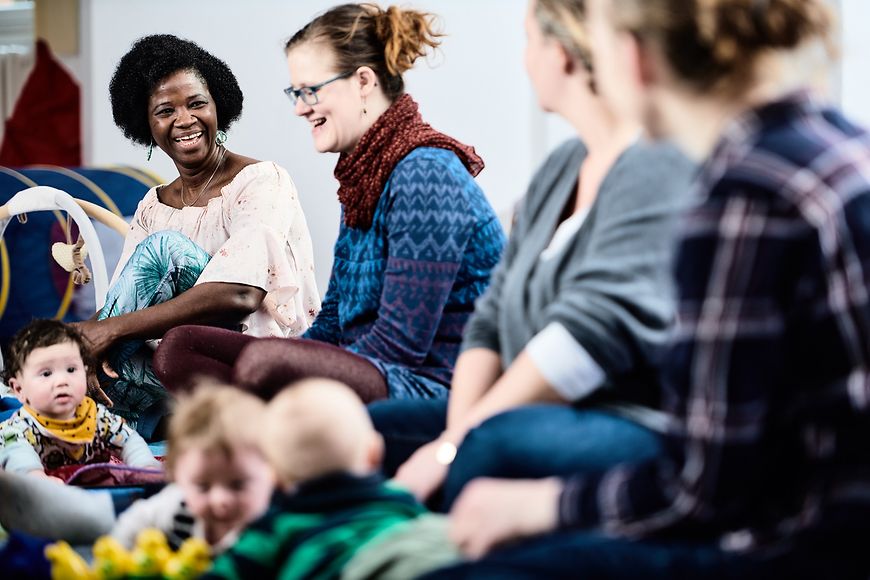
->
[173, 445, 275, 545]
[11, 341, 87, 420]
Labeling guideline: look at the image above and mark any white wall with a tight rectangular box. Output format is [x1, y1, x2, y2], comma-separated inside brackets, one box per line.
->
[77, 0, 553, 291]
[840, 0, 870, 127]
[69, 0, 870, 292]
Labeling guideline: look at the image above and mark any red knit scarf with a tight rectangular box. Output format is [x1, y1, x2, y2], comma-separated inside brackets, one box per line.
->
[334, 93, 485, 229]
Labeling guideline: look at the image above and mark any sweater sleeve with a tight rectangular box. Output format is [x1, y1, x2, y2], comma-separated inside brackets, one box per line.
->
[458, 209, 521, 356]
[303, 269, 341, 344]
[544, 143, 693, 384]
[1, 441, 43, 474]
[99, 404, 160, 468]
[346, 154, 477, 366]
[0, 413, 44, 473]
[120, 431, 160, 468]
[461, 138, 583, 356]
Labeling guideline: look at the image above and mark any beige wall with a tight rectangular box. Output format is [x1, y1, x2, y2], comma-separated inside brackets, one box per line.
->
[35, 0, 77, 55]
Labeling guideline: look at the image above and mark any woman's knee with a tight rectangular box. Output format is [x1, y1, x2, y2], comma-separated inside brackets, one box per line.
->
[232, 338, 296, 394]
[454, 405, 564, 472]
[131, 231, 190, 262]
[233, 339, 389, 402]
[154, 325, 247, 390]
[130, 231, 209, 272]
[443, 406, 663, 508]
[457, 406, 661, 470]
[152, 326, 188, 382]
[443, 407, 550, 507]
[234, 338, 291, 373]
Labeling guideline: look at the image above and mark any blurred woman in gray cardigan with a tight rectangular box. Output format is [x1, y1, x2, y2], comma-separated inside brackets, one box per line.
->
[369, 0, 694, 507]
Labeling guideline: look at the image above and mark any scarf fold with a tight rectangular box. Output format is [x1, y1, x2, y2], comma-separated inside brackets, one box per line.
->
[26, 396, 97, 446]
[334, 93, 485, 230]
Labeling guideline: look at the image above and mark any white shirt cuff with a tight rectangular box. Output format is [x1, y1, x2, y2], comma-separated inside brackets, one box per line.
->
[526, 322, 606, 401]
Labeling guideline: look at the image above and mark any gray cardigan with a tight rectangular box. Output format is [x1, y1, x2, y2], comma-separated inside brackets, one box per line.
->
[461, 138, 694, 400]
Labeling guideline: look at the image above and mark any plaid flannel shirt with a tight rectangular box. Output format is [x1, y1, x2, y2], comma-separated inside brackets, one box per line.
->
[558, 91, 870, 549]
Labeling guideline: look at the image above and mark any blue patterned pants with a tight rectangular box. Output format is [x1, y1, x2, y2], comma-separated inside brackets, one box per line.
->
[98, 231, 210, 438]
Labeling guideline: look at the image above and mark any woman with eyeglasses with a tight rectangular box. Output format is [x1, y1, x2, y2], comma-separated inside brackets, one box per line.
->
[155, 4, 505, 403]
[74, 34, 319, 439]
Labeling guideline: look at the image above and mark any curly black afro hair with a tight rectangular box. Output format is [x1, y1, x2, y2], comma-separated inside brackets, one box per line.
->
[109, 34, 244, 146]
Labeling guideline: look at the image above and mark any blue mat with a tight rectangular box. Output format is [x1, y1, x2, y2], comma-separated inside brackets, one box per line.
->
[0, 531, 52, 580]
[0, 397, 22, 422]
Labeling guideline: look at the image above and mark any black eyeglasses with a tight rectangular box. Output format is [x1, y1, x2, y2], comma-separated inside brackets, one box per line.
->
[284, 71, 353, 106]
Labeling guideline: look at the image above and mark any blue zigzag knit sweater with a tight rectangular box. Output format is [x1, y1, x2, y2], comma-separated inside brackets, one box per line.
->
[305, 147, 505, 394]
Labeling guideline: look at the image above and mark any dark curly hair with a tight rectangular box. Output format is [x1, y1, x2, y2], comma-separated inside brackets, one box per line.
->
[109, 34, 244, 146]
[3, 319, 92, 383]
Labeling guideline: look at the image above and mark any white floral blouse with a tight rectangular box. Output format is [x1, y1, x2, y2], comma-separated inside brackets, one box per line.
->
[113, 161, 320, 337]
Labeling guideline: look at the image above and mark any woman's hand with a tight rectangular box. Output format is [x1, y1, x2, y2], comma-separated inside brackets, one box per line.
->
[449, 477, 562, 558]
[85, 368, 115, 407]
[393, 438, 452, 501]
[72, 319, 118, 406]
[72, 318, 118, 361]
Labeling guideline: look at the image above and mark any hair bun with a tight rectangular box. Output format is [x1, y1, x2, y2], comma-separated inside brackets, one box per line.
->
[370, 4, 442, 76]
[697, 0, 831, 70]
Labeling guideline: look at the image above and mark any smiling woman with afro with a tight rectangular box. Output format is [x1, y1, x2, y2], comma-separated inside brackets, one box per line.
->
[109, 34, 243, 148]
[75, 34, 320, 440]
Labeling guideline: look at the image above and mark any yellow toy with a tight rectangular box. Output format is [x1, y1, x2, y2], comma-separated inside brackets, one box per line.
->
[163, 538, 212, 580]
[130, 528, 172, 577]
[46, 530, 213, 580]
[44, 541, 96, 580]
[92, 536, 134, 580]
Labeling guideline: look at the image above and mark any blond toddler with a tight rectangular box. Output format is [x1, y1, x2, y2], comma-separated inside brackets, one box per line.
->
[111, 383, 275, 553]
[207, 379, 459, 580]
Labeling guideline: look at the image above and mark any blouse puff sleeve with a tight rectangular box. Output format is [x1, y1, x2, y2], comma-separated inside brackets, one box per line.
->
[110, 192, 157, 286]
[195, 163, 319, 338]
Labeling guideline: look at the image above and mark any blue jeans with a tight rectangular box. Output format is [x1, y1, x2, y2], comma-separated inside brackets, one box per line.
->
[443, 405, 662, 508]
[368, 398, 448, 477]
[422, 530, 866, 579]
[369, 400, 663, 510]
[364, 358, 451, 400]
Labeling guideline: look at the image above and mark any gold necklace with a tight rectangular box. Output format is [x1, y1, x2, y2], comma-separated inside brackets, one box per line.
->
[181, 146, 227, 207]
